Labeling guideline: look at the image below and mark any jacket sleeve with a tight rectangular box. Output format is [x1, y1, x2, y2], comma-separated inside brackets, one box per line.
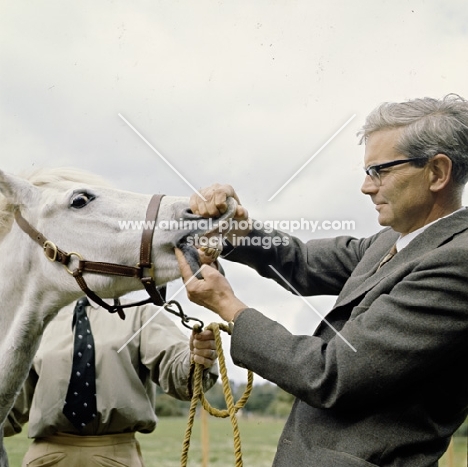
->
[3, 369, 37, 437]
[223, 226, 382, 296]
[230, 244, 468, 410]
[139, 307, 218, 401]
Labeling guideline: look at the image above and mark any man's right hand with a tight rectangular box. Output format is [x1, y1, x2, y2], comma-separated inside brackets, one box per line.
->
[190, 183, 248, 221]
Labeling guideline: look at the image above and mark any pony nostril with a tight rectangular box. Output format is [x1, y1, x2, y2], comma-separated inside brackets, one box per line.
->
[181, 208, 202, 220]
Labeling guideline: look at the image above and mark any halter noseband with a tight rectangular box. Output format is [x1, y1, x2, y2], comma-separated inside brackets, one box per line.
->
[14, 194, 169, 320]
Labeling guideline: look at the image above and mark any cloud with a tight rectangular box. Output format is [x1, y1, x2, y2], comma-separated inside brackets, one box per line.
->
[2, 0, 468, 381]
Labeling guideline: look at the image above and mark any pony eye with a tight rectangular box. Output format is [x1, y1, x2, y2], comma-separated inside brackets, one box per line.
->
[70, 193, 95, 209]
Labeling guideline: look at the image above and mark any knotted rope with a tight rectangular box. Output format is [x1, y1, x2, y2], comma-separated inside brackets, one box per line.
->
[181, 322, 254, 467]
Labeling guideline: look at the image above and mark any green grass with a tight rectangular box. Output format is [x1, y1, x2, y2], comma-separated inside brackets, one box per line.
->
[138, 416, 282, 467]
[5, 416, 467, 466]
[4, 416, 283, 467]
[439, 437, 468, 467]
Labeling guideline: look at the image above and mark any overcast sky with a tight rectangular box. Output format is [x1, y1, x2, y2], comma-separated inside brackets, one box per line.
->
[1, 0, 468, 382]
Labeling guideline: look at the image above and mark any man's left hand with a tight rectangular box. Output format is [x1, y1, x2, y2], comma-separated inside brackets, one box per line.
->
[190, 329, 217, 368]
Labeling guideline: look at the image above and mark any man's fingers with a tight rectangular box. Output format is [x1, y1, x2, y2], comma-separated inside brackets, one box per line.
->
[192, 329, 214, 340]
[237, 205, 249, 221]
[193, 347, 217, 358]
[175, 248, 197, 282]
[193, 338, 215, 350]
[191, 328, 218, 368]
[192, 354, 216, 368]
[189, 184, 243, 219]
[191, 188, 223, 218]
[213, 191, 228, 213]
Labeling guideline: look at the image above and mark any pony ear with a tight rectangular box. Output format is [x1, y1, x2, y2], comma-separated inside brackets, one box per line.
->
[0, 170, 39, 206]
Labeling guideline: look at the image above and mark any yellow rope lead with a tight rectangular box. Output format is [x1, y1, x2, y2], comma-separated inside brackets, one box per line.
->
[181, 322, 254, 467]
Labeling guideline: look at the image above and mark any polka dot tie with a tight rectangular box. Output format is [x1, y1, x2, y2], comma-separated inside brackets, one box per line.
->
[63, 297, 97, 430]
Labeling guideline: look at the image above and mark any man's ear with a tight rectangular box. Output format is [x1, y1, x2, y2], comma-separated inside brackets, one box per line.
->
[427, 154, 453, 192]
[0, 170, 39, 206]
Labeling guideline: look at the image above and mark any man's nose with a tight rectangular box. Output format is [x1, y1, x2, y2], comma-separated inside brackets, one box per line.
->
[361, 174, 379, 195]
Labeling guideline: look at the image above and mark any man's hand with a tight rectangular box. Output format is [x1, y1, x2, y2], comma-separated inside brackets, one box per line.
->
[175, 248, 247, 322]
[190, 329, 217, 368]
[190, 183, 249, 221]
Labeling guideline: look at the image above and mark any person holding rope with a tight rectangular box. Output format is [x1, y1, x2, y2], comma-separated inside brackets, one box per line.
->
[176, 94, 468, 466]
[4, 297, 218, 467]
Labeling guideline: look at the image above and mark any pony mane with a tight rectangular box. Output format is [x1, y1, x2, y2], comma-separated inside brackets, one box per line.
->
[0, 167, 112, 238]
[26, 166, 112, 187]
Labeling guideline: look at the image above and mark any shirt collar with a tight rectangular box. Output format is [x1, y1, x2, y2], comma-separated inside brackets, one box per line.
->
[88, 297, 113, 309]
[396, 206, 466, 252]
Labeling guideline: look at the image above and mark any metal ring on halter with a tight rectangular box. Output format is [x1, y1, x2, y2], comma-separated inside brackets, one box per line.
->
[64, 252, 84, 275]
[43, 240, 58, 262]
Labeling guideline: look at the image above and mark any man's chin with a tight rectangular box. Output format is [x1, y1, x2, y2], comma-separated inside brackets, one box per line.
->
[377, 213, 392, 227]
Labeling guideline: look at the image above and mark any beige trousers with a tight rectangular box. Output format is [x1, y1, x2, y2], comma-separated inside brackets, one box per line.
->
[22, 432, 145, 467]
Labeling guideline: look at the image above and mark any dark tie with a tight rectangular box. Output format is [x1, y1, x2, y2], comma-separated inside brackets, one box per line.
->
[63, 297, 97, 430]
[377, 244, 398, 270]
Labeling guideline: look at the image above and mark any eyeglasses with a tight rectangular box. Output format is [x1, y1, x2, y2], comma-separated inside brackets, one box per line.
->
[364, 156, 428, 186]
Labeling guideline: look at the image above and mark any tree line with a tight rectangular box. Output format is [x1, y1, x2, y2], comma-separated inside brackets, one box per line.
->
[156, 381, 467, 438]
[156, 381, 294, 418]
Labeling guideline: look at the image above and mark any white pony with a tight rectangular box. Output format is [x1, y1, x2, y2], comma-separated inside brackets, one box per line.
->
[0, 167, 232, 466]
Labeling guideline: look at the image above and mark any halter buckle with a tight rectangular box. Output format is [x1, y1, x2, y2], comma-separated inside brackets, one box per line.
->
[43, 240, 58, 262]
[138, 262, 155, 282]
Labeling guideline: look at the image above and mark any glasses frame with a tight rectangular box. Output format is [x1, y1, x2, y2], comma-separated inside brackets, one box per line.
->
[364, 156, 428, 186]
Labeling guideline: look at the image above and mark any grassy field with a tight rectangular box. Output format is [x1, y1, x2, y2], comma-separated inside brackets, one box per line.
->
[5, 416, 467, 466]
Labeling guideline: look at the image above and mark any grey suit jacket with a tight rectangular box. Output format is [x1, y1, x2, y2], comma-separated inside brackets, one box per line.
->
[225, 208, 468, 467]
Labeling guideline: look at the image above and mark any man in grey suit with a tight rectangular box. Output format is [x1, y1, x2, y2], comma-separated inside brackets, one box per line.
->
[176, 94, 468, 466]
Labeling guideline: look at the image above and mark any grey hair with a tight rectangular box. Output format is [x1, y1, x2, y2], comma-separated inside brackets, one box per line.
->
[358, 94, 468, 185]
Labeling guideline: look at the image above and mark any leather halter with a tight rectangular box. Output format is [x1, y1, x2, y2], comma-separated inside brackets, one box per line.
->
[14, 194, 166, 320]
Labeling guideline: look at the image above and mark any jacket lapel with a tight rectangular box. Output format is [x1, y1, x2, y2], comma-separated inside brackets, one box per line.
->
[332, 208, 468, 310]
